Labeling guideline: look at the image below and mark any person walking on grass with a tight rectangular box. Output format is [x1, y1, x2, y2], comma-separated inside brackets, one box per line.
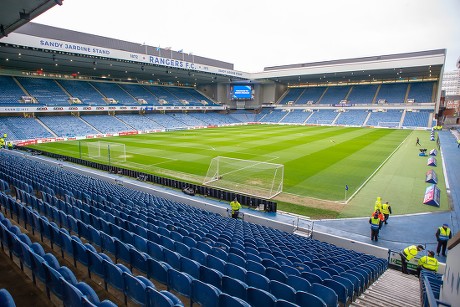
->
[416, 137, 421, 146]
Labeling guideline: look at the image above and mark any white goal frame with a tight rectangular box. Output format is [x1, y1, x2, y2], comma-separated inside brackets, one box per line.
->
[316, 119, 332, 125]
[377, 122, 401, 128]
[203, 156, 284, 199]
[86, 141, 126, 163]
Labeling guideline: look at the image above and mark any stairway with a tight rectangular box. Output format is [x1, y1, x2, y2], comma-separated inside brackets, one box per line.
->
[351, 269, 420, 307]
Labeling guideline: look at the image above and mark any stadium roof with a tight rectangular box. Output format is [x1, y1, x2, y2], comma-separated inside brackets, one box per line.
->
[0, 21, 446, 87]
[0, 0, 61, 39]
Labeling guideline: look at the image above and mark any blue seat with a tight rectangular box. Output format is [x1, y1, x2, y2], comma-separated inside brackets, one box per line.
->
[296, 291, 326, 307]
[147, 258, 171, 285]
[206, 254, 226, 274]
[323, 279, 348, 306]
[180, 257, 201, 279]
[266, 267, 288, 283]
[167, 269, 193, 300]
[269, 280, 296, 302]
[221, 275, 248, 301]
[311, 268, 332, 281]
[174, 241, 190, 257]
[191, 279, 221, 307]
[246, 259, 265, 275]
[274, 300, 299, 307]
[88, 250, 109, 280]
[331, 275, 355, 299]
[200, 266, 223, 289]
[340, 272, 361, 295]
[104, 260, 130, 297]
[286, 275, 311, 292]
[310, 283, 338, 307]
[228, 253, 246, 267]
[217, 293, 250, 307]
[190, 248, 208, 265]
[61, 278, 85, 307]
[245, 271, 270, 291]
[130, 248, 148, 274]
[301, 271, 323, 284]
[123, 273, 154, 305]
[224, 263, 247, 282]
[247, 287, 277, 307]
[147, 240, 165, 261]
[163, 248, 181, 270]
[0, 288, 16, 307]
[147, 287, 183, 307]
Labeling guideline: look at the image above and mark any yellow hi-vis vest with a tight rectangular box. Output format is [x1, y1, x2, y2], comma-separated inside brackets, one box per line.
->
[381, 203, 390, 214]
[418, 256, 439, 272]
[438, 227, 451, 241]
[370, 217, 380, 230]
[230, 201, 241, 213]
[403, 245, 419, 261]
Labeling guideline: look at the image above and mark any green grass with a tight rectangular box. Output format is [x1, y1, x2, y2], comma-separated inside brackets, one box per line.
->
[27, 125, 448, 218]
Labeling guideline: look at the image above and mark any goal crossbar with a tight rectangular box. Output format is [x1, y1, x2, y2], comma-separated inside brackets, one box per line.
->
[203, 156, 284, 199]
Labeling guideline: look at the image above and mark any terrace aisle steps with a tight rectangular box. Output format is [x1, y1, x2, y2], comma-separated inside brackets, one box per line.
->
[351, 269, 420, 307]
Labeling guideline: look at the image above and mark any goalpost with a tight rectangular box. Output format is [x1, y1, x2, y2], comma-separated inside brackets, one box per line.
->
[377, 122, 401, 128]
[316, 119, 332, 125]
[84, 141, 126, 163]
[203, 156, 284, 199]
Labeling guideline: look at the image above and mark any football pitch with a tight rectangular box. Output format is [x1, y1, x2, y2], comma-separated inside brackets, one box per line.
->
[27, 125, 449, 218]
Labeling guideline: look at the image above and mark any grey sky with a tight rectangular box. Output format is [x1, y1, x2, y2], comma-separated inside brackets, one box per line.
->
[33, 0, 460, 73]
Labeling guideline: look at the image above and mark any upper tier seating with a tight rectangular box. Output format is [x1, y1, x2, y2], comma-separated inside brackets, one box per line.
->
[16, 77, 70, 105]
[375, 83, 408, 104]
[89, 82, 138, 105]
[407, 82, 434, 103]
[0, 150, 388, 307]
[39, 115, 98, 137]
[347, 85, 378, 104]
[318, 87, 351, 104]
[80, 115, 135, 134]
[118, 83, 162, 105]
[146, 86, 181, 106]
[296, 87, 327, 105]
[278, 88, 304, 105]
[58, 79, 107, 105]
[0, 76, 26, 105]
[0, 117, 53, 141]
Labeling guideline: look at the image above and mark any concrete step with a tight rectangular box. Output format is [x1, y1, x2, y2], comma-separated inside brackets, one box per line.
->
[350, 269, 420, 307]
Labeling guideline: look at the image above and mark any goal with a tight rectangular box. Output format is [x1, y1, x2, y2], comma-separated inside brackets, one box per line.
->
[203, 156, 284, 199]
[377, 122, 400, 128]
[85, 141, 126, 163]
[316, 119, 332, 125]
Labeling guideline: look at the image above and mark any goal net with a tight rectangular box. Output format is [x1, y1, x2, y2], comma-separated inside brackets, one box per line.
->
[203, 156, 284, 199]
[316, 119, 332, 125]
[377, 122, 400, 128]
[85, 141, 126, 163]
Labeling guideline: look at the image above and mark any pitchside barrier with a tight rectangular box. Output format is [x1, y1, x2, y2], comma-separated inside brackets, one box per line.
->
[17, 146, 277, 212]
